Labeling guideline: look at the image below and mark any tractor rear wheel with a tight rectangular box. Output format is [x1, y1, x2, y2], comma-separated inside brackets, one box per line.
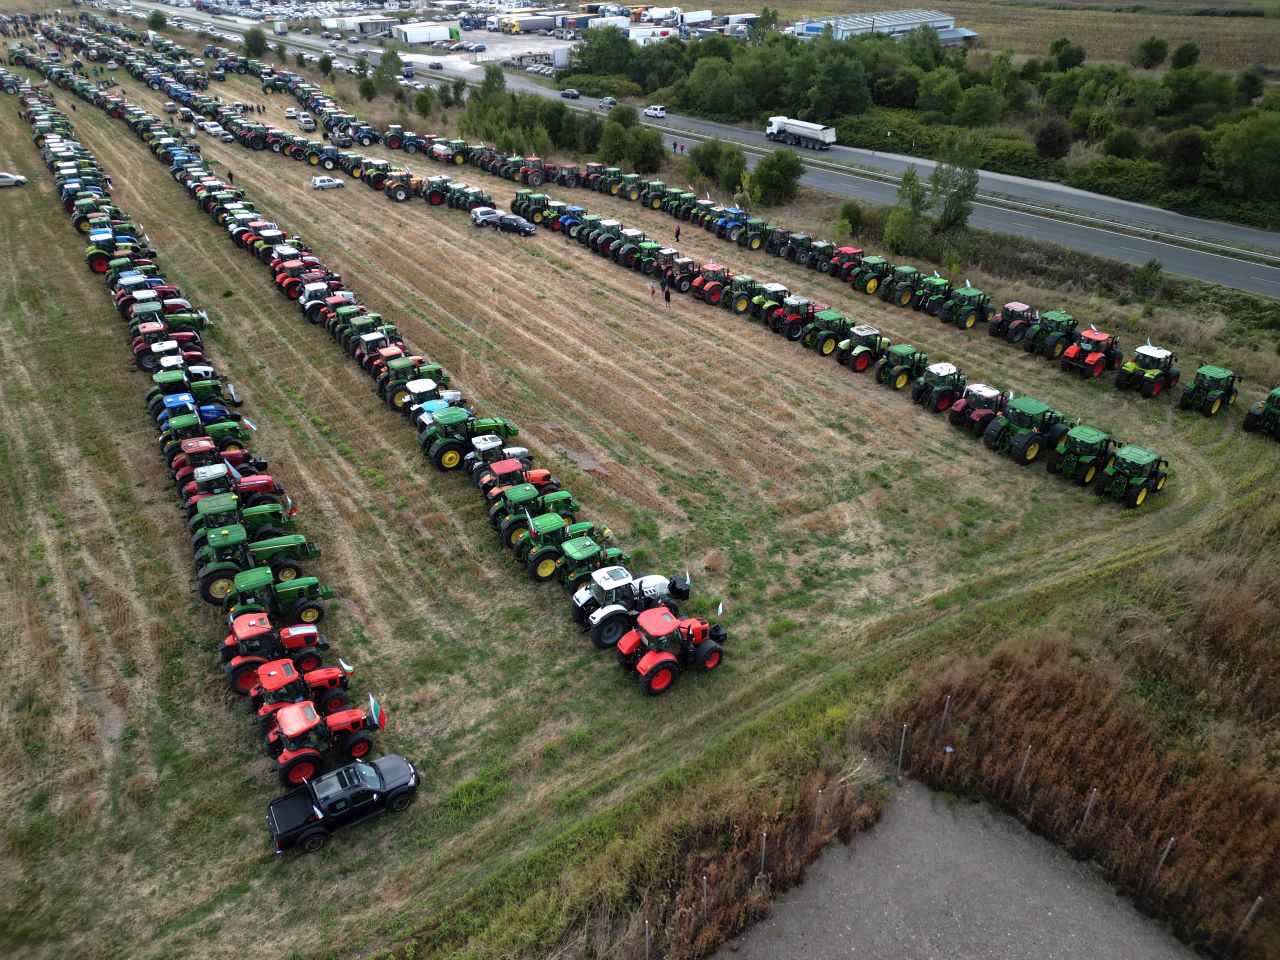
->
[677, 277, 692, 294]
[1115, 370, 1132, 390]
[1010, 432, 1041, 465]
[933, 390, 955, 412]
[863, 277, 879, 295]
[786, 320, 804, 342]
[280, 752, 323, 787]
[590, 613, 630, 650]
[253, 526, 287, 543]
[1087, 358, 1104, 378]
[1075, 462, 1098, 486]
[1126, 485, 1148, 508]
[948, 406, 967, 428]
[960, 312, 978, 330]
[1044, 336, 1066, 359]
[695, 640, 723, 672]
[750, 236, 763, 250]
[429, 440, 465, 471]
[1044, 452, 1062, 475]
[643, 662, 679, 696]
[982, 420, 1005, 449]
[388, 386, 412, 411]
[501, 520, 529, 550]
[911, 382, 927, 403]
[291, 598, 326, 624]
[1007, 322, 1027, 343]
[228, 660, 262, 695]
[526, 548, 560, 583]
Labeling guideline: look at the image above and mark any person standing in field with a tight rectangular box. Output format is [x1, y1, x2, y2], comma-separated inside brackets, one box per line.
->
[675, 224, 681, 242]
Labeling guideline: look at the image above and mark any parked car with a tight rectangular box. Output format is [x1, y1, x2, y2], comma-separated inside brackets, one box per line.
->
[471, 43, 486, 52]
[496, 214, 536, 236]
[284, 107, 297, 119]
[561, 88, 579, 99]
[311, 175, 345, 190]
[643, 104, 667, 118]
[267, 755, 418, 854]
[163, 100, 177, 113]
[598, 96, 616, 110]
[470, 206, 501, 227]
[0, 171, 29, 187]
[298, 114, 316, 131]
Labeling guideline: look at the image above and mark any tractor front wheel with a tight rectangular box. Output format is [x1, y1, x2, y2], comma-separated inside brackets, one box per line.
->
[280, 752, 322, 787]
[643, 662, 679, 696]
[227, 660, 262, 695]
[1202, 395, 1222, 417]
[318, 687, 349, 714]
[1126, 485, 1149, 508]
[526, 548, 560, 583]
[343, 731, 372, 759]
[199, 571, 237, 604]
[819, 335, 838, 357]
[590, 613, 629, 650]
[291, 599, 326, 624]
[695, 640, 723, 672]
[786, 320, 804, 342]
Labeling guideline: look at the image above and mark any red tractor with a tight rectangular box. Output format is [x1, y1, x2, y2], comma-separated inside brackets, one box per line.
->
[1060, 327, 1124, 379]
[220, 612, 329, 694]
[616, 606, 726, 696]
[263, 698, 386, 786]
[946, 383, 1009, 435]
[171, 436, 267, 492]
[690, 263, 733, 305]
[248, 657, 354, 730]
[479, 458, 561, 503]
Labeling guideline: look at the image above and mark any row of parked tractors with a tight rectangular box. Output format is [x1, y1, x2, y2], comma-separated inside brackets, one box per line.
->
[23, 49, 732, 700]
[28, 19, 1280, 440]
[12, 81, 396, 791]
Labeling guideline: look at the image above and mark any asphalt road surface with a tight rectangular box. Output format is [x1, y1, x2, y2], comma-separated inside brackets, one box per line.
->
[131, 0, 1280, 296]
[713, 782, 1195, 960]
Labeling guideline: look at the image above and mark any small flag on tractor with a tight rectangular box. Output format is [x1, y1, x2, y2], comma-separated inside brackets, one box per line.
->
[716, 601, 724, 617]
[242, 417, 258, 432]
[369, 694, 388, 730]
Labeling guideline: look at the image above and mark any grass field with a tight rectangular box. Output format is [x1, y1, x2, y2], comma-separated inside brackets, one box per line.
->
[2, 53, 1279, 960]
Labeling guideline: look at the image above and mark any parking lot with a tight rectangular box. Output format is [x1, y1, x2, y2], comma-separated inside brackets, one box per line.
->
[400, 28, 572, 67]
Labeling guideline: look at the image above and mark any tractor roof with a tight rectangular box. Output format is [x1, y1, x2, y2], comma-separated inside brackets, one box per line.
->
[592, 565, 633, 589]
[501, 483, 540, 504]
[207, 525, 248, 549]
[926, 362, 958, 378]
[154, 369, 187, 386]
[1117, 444, 1158, 466]
[1009, 396, 1051, 416]
[407, 379, 438, 396]
[275, 701, 321, 738]
[562, 537, 600, 562]
[194, 463, 229, 484]
[703, 262, 725, 272]
[762, 283, 788, 294]
[733, 275, 757, 285]
[1080, 328, 1113, 342]
[196, 493, 239, 515]
[1269, 387, 1280, 401]
[886, 343, 917, 357]
[851, 324, 880, 337]
[783, 295, 809, 307]
[621, 228, 644, 239]
[922, 275, 949, 286]
[487, 458, 525, 475]
[1067, 424, 1109, 445]
[232, 612, 274, 641]
[862, 255, 887, 265]
[1136, 345, 1171, 361]
[432, 406, 471, 427]
[956, 287, 984, 297]
[182, 437, 217, 455]
[600, 219, 621, 228]
[967, 383, 1001, 400]
[234, 566, 275, 591]
[256, 659, 299, 692]
[637, 606, 681, 638]
[471, 434, 502, 453]
[815, 309, 845, 323]
[1196, 363, 1233, 379]
[386, 356, 416, 372]
[531, 513, 567, 535]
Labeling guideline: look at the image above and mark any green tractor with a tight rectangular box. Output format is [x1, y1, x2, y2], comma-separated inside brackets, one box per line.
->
[938, 287, 993, 329]
[189, 491, 296, 554]
[913, 275, 952, 314]
[1115, 344, 1180, 399]
[836, 324, 890, 372]
[224, 566, 334, 624]
[874, 344, 929, 390]
[1093, 445, 1168, 508]
[1178, 364, 1239, 417]
[1242, 387, 1280, 438]
[640, 180, 666, 209]
[588, 219, 624, 256]
[510, 188, 534, 218]
[617, 173, 643, 201]
[490, 486, 582, 549]
[800, 309, 855, 358]
[195, 524, 321, 604]
[1023, 310, 1078, 360]
[612, 228, 649, 268]
[750, 282, 789, 321]
[850, 256, 892, 296]
[778, 233, 815, 266]
[981, 396, 1068, 464]
[419, 406, 518, 471]
[1044, 425, 1117, 487]
[597, 168, 624, 195]
[738, 219, 772, 251]
[634, 242, 667, 274]
[514, 513, 614, 582]
[880, 265, 921, 307]
[575, 214, 602, 245]
[554, 536, 630, 588]
[910, 362, 967, 413]
[726, 276, 764, 315]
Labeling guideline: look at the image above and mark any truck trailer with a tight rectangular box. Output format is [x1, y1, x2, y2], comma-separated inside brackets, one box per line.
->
[764, 116, 836, 150]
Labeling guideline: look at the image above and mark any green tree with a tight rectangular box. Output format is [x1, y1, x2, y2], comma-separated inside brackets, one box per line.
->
[628, 127, 666, 173]
[840, 200, 863, 235]
[576, 112, 604, 153]
[917, 67, 962, 118]
[715, 145, 747, 193]
[478, 63, 505, 102]
[904, 25, 943, 72]
[355, 56, 369, 77]
[573, 26, 635, 77]
[295, 51, 305, 69]
[374, 48, 404, 93]
[1056, 42, 1085, 70]
[274, 42, 286, 60]
[1214, 112, 1280, 199]
[953, 85, 1001, 127]
[1163, 128, 1203, 187]
[1103, 126, 1142, 159]
[1132, 36, 1167, 69]
[243, 27, 267, 59]
[414, 89, 433, 119]
[751, 6, 778, 41]
[359, 76, 378, 101]
[683, 57, 738, 118]
[807, 49, 870, 123]
[611, 103, 639, 129]
[318, 53, 332, 77]
[883, 164, 929, 255]
[1237, 68, 1263, 106]
[452, 76, 467, 105]
[687, 137, 724, 181]
[752, 148, 804, 205]
[599, 120, 629, 164]
[1170, 41, 1199, 69]
[1034, 116, 1072, 159]
[147, 10, 166, 31]
[929, 137, 980, 234]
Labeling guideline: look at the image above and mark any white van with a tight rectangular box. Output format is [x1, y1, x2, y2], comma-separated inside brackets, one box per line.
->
[643, 104, 666, 118]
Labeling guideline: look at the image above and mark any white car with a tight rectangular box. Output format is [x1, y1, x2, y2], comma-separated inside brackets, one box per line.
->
[470, 206, 501, 226]
[285, 107, 297, 118]
[643, 104, 666, 118]
[0, 172, 29, 187]
[311, 175, 344, 190]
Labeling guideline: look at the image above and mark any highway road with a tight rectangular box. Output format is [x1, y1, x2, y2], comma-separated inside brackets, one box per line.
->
[128, 1, 1280, 296]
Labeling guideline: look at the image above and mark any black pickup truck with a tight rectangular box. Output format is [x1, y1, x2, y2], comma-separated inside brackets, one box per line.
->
[267, 754, 418, 853]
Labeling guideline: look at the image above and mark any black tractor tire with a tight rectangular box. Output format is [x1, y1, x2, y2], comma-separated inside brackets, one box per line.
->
[270, 557, 304, 582]
[786, 320, 804, 342]
[526, 548, 560, 583]
[199, 570, 238, 605]
[874, 358, 892, 384]
[590, 613, 630, 649]
[982, 419, 1005, 450]
[948, 406, 968, 428]
[1043, 336, 1066, 359]
[1007, 323, 1027, 343]
[896, 286, 913, 307]
[695, 640, 723, 673]
[1115, 370, 1132, 390]
[1202, 394, 1223, 417]
[890, 367, 912, 391]
[429, 440, 466, 471]
[1046, 423, 1071, 447]
[836, 346, 851, 366]
[932, 389, 956, 413]
[1023, 326, 1041, 352]
[911, 382, 927, 404]
[1126, 484, 1150, 509]
[1074, 461, 1099, 487]
[1179, 390, 1193, 411]
[1009, 431, 1042, 465]
[1242, 411, 1259, 432]
[1044, 451, 1062, 475]
[1140, 376, 1163, 399]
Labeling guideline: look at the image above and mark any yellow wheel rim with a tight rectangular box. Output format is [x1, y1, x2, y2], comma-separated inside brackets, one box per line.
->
[454, 154, 464, 165]
[300, 607, 320, 622]
[441, 449, 461, 469]
[309, 155, 318, 165]
[1026, 442, 1040, 460]
[866, 278, 879, 294]
[750, 238, 761, 249]
[899, 290, 910, 306]
[735, 297, 749, 312]
[352, 168, 362, 178]
[536, 558, 557, 578]
[609, 183, 620, 195]
[1156, 475, 1166, 490]
[1210, 398, 1221, 414]
[533, 212, 542, 223]
[894, 372, 908, 389]
[1135, 487, 1147, 505]
[223, 442, 244, 452]
[1084, 466, 1096, 484]
[210, 577, 234, 598]
[963, 314, 976, 329]
[1054, 342, 1065, 357]
[392, 390, 408, 408]
[821, 338, 836, 355]
[278, 567, 298, 581]
[78, 220, 91, 234]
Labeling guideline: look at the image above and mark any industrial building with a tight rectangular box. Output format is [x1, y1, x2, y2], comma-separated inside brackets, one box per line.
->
[790, 8, 978, 45]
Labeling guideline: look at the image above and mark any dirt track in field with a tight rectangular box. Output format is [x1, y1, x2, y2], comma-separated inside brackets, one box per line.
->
[3, 64, 1276, 960]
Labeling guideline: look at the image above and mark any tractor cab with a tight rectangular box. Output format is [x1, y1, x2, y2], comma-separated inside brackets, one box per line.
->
[1181, 364, 1238, 416]
[1131, 345, 1176, 374]
[407, 378, 462, 410]
[190, 491, 243, 532]
[781, 296, 815, 321]
[618, 227, 646, 246]
[192, 462, 234, 496]
[272, 702, 329, 753]
[1062, 424, 1114, 458]
[917, 275, 951, 303]
[919, 362, 963, 391]
[847, 325, 883, 351]
[557, 536, 625, 585]
[202, 523, 251, 565]
[1114, 446, 1162, 479]
[752, 282, 790, 318]
[960, 383, 1003, 411]
[808, 240, 834, 266]
[1005, 396, 1055, 431]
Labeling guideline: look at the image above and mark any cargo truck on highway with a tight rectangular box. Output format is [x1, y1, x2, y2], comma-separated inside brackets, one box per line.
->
[765, 116, 837, 150]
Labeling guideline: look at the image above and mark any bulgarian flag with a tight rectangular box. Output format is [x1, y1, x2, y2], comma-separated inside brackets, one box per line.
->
[369, 694, 388, 730]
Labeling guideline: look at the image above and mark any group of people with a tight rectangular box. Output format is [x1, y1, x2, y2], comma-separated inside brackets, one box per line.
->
[647, 225, 686, 304]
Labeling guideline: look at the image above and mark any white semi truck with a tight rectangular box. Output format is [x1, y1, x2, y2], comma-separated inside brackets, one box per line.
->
[764, 116, 837, 150]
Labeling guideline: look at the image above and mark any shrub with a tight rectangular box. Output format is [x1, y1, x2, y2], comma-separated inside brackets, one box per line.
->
[1034, 117, 1072, 160]
[840, 201, 863, 235]
[1103, 127, 1143, 159]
